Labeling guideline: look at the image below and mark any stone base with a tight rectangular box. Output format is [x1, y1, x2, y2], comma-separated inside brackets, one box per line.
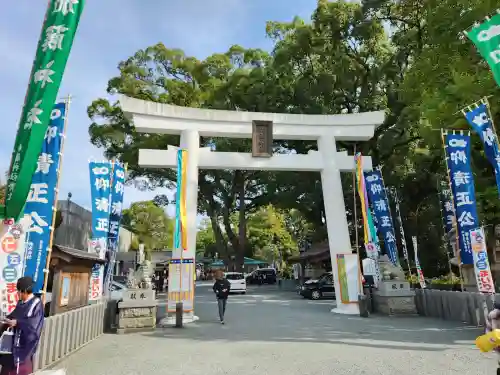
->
[158, 312, 199, 327]
[117, 299, 157, 334]
[373, 281, 417, 315]
[331, 303, 360, 315]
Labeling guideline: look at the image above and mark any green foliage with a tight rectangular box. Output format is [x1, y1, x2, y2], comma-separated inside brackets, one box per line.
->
[196, 205, 299, 266]
[89, 0, 500, 276]
[122, 200, 174, 252]
[247, 205, 298, 264]
[195, 218, 218, 258]
[430, 274, 462, 285]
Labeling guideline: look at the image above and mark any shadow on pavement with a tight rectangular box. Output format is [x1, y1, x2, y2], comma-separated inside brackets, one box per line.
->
[148, 286, 481, 352]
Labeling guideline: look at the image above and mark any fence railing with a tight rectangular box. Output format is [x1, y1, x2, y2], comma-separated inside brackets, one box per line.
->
[415, 289, 494, 326]
[34, 301, 107, 371]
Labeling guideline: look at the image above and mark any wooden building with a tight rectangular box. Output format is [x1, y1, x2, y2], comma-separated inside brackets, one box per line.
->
[46, 245, 106, 316]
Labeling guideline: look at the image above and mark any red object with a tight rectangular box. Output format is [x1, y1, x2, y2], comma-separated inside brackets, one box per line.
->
[5, 283, 16, 294]
[478, 270, 494, 292]
[1, 236, 17, 254]
[91, 279, 100, 298]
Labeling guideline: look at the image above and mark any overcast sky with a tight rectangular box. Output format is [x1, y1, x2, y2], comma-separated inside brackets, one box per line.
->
[0, 0, 317, 215]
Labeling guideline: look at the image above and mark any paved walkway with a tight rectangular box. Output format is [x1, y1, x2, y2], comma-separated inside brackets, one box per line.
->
[55, 285, 495, 375]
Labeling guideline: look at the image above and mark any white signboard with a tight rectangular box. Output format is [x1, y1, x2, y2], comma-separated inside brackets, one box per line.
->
[167, 258, 194, 313]
[364, 242, 380, 286]
[470, 228, 495, 294]
[337, 253, 360, 304]
[88, 238, 106, 301]
[362, 258, 376, 276]
[167, 259, 181, 312]
[0, 216, 30, 316]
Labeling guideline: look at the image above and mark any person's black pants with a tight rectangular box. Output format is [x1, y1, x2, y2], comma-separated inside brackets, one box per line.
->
[217, 298, 227, 321]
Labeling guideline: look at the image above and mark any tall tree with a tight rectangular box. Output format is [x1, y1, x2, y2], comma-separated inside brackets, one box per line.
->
[247, 205, 298, 265]
[121, 200, 174, 252]
[88, 0, 500, 277]
[88, 44, 276, 270]
[196, 218, 218, 258]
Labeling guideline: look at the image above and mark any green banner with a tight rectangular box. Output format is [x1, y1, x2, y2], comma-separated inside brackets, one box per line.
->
[466, 13, 500, 86]
[2, 0, 85, 219]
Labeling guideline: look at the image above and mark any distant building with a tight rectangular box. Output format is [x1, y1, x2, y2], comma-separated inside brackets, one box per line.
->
[53, 199, 176, 277]
[54, 200, 92, 251]
[54, 199, 135, 253]
[118, 227, 133, 252]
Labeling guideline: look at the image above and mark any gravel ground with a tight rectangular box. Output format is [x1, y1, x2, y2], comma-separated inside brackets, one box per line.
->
[54, 284, 496, 375]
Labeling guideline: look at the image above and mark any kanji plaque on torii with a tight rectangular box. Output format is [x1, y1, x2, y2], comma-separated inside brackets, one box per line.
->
[252, 120, 273, 157]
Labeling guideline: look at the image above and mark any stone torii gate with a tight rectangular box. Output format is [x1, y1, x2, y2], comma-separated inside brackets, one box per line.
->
[119, 95, 384, 315]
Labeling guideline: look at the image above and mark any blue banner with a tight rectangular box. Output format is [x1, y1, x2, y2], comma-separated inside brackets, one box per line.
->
[103, 163, 125, 289]
[439, 184, 457, 258]
[464, 103, 500, 197]
[445, 134, 478, 265]
[439, 186, 455, 236]
[89, 161, 113, 299]
[23, 102, 67, 293]
[364, 170, 398, 265]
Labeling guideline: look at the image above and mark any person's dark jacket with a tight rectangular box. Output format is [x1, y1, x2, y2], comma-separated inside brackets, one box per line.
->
[213, 278, 231, 299]
[6, 297, 44, 364]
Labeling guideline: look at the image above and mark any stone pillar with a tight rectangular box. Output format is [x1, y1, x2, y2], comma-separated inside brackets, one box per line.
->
[117, 289, 157, 334]
[317, 136, 359, 315]
[462, 265, 477, 291]
[178, 129, 199, 322]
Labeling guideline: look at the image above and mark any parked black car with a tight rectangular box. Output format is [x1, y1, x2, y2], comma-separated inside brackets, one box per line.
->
[299, 273, 335, 300]
[246, 268, 277, 284]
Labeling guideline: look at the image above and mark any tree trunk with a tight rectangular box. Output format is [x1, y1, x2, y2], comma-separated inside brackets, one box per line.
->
[208, 212, 229, 262]
[222, 205, 239, 271]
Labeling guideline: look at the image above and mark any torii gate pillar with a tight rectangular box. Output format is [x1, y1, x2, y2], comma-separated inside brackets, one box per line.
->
[180, 129, 200, 270]
[120, 96, 384, 317]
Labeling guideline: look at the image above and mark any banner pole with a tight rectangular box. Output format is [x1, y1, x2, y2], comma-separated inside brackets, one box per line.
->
[41, 94, 72, 306]
[353, 144, 359, 254]
[352, 147, 364, 293]
[440, 129, 464, 291]
[103, 160, 116, 296]
[484, 97, 499, 137]
[106, 161, 127, 294]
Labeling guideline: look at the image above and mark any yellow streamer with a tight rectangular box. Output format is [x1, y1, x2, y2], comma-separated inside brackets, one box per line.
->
[355, 155, 369, 243]
[180, 150, 188, 250]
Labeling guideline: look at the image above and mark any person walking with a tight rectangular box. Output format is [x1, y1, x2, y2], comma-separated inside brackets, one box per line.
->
[0, 277, 44, 375]
[212, 270, 231, 324]
[159, 274, 165, 292]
